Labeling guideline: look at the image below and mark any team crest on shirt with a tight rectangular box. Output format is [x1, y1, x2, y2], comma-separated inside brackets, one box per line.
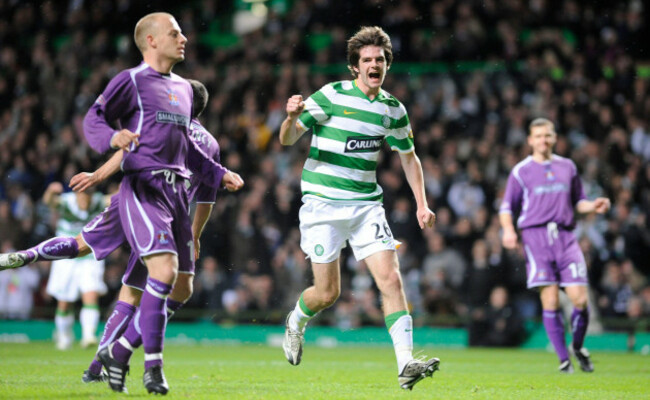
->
[537, 270, 547, 280]
[166, 89, 180, 106]
[545, 170, 555, 181]
[157, 230, 169, 244]
[381, 114, 391, 129]
[95, 94, 106, 105]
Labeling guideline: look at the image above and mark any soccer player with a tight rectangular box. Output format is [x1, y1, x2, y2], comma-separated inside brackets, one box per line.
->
[279, 26, 439, 390]
[75, 79, 220, 384]
[499, 118, 611, 373]
[42, 181, 108, 350]
[81, 13, 242, 394]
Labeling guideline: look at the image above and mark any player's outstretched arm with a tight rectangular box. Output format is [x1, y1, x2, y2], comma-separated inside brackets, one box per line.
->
[70, 150, 124, 192]
[576, 198, 611, 215]
[279, 95, 307, 146]
[399, 151, 435, 229]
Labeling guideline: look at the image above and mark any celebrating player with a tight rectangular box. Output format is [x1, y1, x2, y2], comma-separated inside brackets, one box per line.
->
[499, 118, 611, 373]
[279, 26, 439, 390]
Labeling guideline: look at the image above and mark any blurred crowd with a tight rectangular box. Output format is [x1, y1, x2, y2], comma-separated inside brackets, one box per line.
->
[0, 0, 649, 335]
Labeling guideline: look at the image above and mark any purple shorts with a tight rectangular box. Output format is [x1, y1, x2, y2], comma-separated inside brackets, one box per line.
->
[118, 170, 194, 287]
[82, 194, 127, 260]
[521, 223, 588, 289]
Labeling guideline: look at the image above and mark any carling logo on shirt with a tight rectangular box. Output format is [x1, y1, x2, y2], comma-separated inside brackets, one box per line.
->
[156, 111, 190, 127]
[344, 136, 383, 153]
[167, 89, 180, 106]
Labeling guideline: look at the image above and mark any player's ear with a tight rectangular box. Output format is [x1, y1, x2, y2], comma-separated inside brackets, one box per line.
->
[146, 34, 156, 49]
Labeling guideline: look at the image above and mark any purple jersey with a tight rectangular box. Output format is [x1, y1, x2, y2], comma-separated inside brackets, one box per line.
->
[188, 119, 220, 203]
[500, 155, 586, 230]
[83, 62, 228, 187]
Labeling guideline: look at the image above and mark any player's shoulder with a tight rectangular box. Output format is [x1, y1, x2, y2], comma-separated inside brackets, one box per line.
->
[512, 156, 534, 175]
[378, 88, 403, 108]
[551, 154, 578, 170]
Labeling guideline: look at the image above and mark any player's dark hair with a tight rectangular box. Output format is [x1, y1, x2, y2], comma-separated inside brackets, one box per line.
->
[347, 26, 393, 78]
[188, 79, 209, 118]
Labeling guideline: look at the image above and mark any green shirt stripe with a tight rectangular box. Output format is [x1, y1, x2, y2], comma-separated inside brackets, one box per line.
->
[386, 136, 414, 151]
[302, 170, 377, 194]
[308, 147, 377, 171]
[303, 191, 383, 202]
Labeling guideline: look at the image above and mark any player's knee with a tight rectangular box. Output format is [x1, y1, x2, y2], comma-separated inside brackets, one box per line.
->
[378, 270, 403, 295]
[171, 280, 193, 303]
[319, 287, 340, 307]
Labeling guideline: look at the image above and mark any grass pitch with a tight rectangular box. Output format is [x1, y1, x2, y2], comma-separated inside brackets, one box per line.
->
[0, 342, 648, 399]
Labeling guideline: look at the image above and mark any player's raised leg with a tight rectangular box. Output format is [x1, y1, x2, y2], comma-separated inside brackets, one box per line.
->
[366, 250, 439, 390]
[0, 235, 90, 271]
[283, 259, 340, 365]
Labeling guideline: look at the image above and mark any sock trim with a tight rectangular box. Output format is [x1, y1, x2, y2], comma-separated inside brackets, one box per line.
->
[145, 284, 169, 300]
[117, 336, 135, 352]
[55, 310, 73, 317]
[385, 310, 409, 331]
[144, 353, 163, 361]
[82, 304, 100, 310]
[298, 292, 316, 317]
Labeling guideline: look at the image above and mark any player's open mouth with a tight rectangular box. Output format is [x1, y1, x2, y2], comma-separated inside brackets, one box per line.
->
[369, 72, 381, 79]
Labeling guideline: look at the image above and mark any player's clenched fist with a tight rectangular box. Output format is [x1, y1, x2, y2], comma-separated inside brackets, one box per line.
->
[110, 129, 140, 151]
[286, 95, 305, 119]
[222, 170, 244, 192]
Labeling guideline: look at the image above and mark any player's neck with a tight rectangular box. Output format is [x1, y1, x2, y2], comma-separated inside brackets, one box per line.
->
[532, 152, 552, 163]
[355, 79, 380, 100]
[143, 55, 175, 75]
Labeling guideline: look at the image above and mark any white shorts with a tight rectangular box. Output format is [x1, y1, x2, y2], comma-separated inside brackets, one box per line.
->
[299, 197, 398, 263]
[46, 257, 107, 302]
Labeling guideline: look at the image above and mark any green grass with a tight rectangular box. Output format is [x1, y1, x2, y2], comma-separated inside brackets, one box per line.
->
[0, 343, 648, 399]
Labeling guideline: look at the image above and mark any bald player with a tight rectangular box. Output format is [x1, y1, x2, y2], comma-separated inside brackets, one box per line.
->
[82, 12, 243, 394]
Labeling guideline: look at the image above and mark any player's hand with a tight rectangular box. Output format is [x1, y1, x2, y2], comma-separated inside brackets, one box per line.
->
[502, 229, 518, 249]
[593, 197, 611, 214]
[286, 95, 305, 119]
[110, 129, 140, 151]
[222, 171, 244, 192]
[70, 172, 98, 192]
[47, 182, 64, 194]
[416, 207, 436, 229]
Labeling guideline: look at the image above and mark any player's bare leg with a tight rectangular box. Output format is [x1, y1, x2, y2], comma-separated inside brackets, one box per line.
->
[366, 250, 440, 390]
[283, 259, 341, 365]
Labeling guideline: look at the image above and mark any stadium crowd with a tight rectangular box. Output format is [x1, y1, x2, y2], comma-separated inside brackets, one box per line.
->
[0, 0, 648, 337]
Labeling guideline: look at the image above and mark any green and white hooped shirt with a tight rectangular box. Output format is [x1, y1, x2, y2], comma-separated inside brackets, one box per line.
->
[297, 80, 414, 203]
[56, 192, 105, 260]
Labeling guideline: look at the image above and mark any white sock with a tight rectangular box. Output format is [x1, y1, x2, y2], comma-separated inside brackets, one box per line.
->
[288, 300, 314, 332]
[80, 306, 99, 341]
[389, 315, 414, 373]
[55, 312, 74, 339]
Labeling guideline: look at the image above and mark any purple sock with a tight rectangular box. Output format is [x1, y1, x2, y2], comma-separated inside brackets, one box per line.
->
[140, 278, 172, 370]
[571, 307, 589, 350]
[21, 236, 79, 263]
[543, 310, 569, 362]
[88, 301, 136, 375]
[109, 297, 186, 367]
